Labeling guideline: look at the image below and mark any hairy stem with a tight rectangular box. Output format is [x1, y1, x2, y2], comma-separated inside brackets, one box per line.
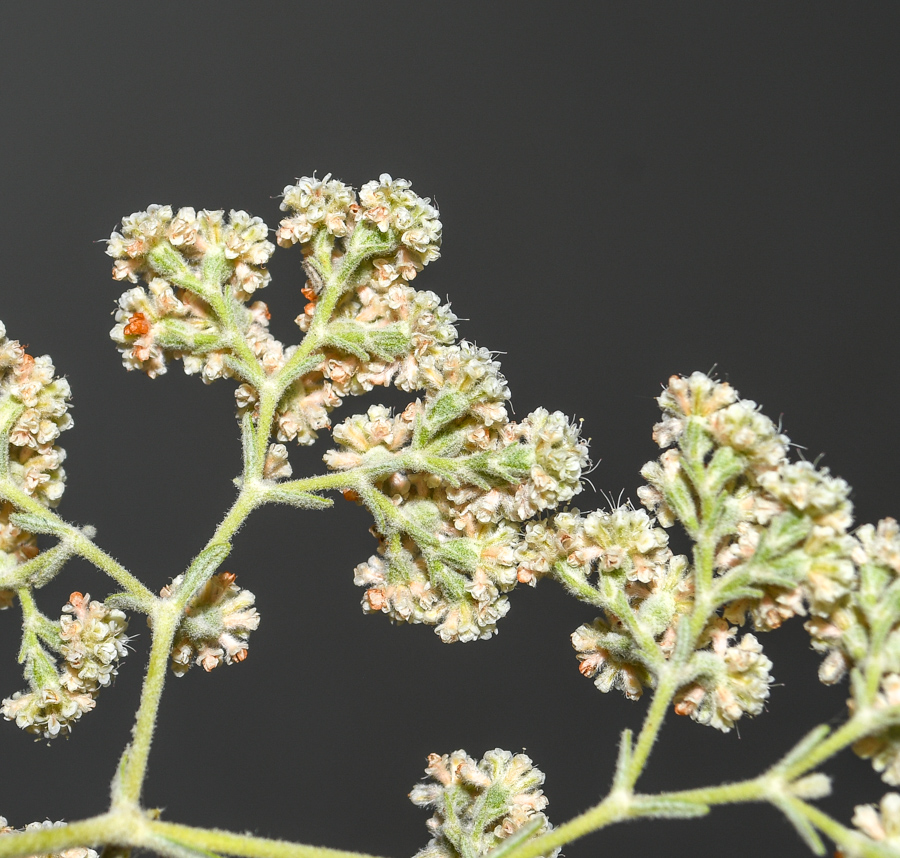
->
[0, 478, 155, 609]
[112, 607, 178, 808]
[148, 821, 389, 858]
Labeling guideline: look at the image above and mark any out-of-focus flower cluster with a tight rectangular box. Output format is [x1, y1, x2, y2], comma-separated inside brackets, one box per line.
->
[331, 372, 588, 642]
[524, 372, 860, 733]
[1, 593, 128, 739]
[0, 320, 73, 608]
[850, 792, 900, 855]
[162, 572, 259, 675]
[409, 749, 557, 858]
[809, 518, 900, 785]
[0, 818, 98, 858]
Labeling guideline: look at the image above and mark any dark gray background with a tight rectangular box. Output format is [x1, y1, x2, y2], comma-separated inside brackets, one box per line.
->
[1, 3, 898, 857]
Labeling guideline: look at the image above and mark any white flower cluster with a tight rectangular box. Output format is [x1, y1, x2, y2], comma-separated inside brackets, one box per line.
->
[162, 572, 260, 675]
[673, 619, 773, 732]
[0, 320, 73, 608]
[358, 174, 442, 265]
[801, 519, 900, 785]
[330, 370, 588, 642]
[0, 818, 98, 858]
[410, 749, 556, 858]
[1, 593, 128, 739]
[278, 173, 439, 286]
[642, 373, 855, 633]
[272, 273, 458, 446]
[277, 174, 358, 246]
[106, 206, 283, 384]
[544, 506, 692, 700]
[541, 373, 860, 731]
[107, 206, 274, 298]
[851, 792, 900, 854]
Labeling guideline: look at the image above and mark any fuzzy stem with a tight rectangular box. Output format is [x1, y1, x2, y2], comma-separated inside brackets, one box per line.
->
[781, 707, 900, 781]
[794, 800, 899, 858]
[146, 821, 389, 858]
[112, 607, 178, 808]
[0, 479, 155, 609]
[623, 664, 683, 789]
[0, 815, 123, 858]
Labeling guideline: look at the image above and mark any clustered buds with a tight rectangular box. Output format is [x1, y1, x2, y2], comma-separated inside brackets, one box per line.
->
[337, 390, 588, 642]
[804, 518, 900, 785]
[163, 572, 259, 675]
[851, 793, 900, 854]
[0, 818, 98, 858]
[106, 207, 280, 383]
[0, 321, 73, 608]
[278, 173, 441, 271]
[1, 593, 128, 739]
[526, 372, 860, 732]
[409, 749, 556, 858]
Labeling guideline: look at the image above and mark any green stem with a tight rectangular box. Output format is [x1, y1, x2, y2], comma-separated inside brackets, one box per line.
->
[550, 562, 666, 670]
[0, 478, 155, 610]
[795, 800, 899, 858]
[624, 665, 683, 789]
[112, 607, 178, 808]
[146, 821, 389, 858]
[0, 815, 123, 858]
[781, 708, 900, 781]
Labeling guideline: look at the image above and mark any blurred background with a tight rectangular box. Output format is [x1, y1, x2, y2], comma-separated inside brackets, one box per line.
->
[1, 3, 898, 857]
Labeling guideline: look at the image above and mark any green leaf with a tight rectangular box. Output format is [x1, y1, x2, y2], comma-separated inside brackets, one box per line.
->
[148, 243, 203, 293]
[612, 728, 634, 791]
[263, 486, 333, 510]
[756, 512, 812, 558]
[705, 446, 745, 492]
[365, 324, 411, 359]
[8, 512, 66, 537]
[0, 542, 74, 591]
[176, 542, 232, 603]
[770, 725, 831, 774]
[324, 332, 369, 360]
[437, 538, 479, 575]
[424, 390, 470, 435]
[680, 418, 713, 465]
[201, 249, 230, 288]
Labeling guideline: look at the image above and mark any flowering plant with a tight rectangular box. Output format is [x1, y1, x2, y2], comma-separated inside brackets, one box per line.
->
[0, 173, 898, 858]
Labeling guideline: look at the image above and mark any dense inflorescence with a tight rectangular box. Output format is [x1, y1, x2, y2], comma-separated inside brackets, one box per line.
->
[409, 749, 557, 858]
[1, 593, 128, 739]
[162, 572, 260, 675]
[0, 321, 73, 609]
[105, 175, 589, 645]
[518, 372, 860, 733]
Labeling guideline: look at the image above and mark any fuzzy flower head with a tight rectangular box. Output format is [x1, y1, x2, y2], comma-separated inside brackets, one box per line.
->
[673, 621, 773, 732]
[358, 174, 442, 267]
[0, 683, 95, 740]
[58, 593, 129, 693]
[851, 793, 900, 853]
[410, 749, 557, 858]
[0, 324, 73, 524]
[162, 572, 260, 675]
[1, 593, 128, 739]
[107, 206, 274, 299]
[652, 373, 788, 473]
[277, 174, 358, 246]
